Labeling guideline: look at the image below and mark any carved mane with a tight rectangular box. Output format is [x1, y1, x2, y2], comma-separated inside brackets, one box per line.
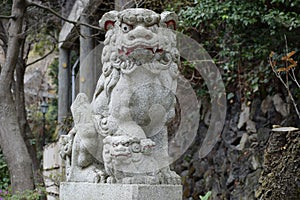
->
[93, 28, 120, 102]
[93, 9, 180, 109]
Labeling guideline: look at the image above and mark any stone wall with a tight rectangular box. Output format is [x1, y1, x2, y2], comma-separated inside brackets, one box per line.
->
[174, 94, 300, 199]
[43, 142, 64, 200]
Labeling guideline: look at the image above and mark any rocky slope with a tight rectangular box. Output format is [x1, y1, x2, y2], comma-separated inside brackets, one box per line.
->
[174, 94, 300, 199]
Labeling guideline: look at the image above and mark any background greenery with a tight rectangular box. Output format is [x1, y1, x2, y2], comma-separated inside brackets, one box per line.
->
[176, 0, 300, 102]
[1, 0, 299, 198]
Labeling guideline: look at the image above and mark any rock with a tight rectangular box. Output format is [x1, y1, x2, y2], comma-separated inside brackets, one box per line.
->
[272, 94, 289, 117]
[248, 134, 258, 142]
[243, 170, 262, 199]
[181, 170, 189, 177]
[238, 103, 250, 129]
[261, 95, 272, 115]
[246, 120, 257, 133]
[236, 133, 249, 151]
[226, 172, 235, 186]
[257, 128, 270, 145]
[222, 130, 238, 145]
[204, 109, 211, 126]
[250, 155, 261, 170]
[193, 160, 208, 178]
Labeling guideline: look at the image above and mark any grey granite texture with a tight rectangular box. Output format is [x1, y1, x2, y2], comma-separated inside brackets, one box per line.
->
[60, 182, 182, 200]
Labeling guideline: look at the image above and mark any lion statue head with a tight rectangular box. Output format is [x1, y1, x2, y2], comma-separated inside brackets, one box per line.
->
[93, 8, 179, 99]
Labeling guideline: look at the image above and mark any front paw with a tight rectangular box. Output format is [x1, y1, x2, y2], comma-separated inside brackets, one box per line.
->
[106, 176, 116, 184]
[140, 139, 156, 154]
[93, 169, 107, 183]
[159, 168, 181, 185]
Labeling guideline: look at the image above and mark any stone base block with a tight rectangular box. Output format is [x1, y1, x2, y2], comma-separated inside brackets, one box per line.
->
[60, 182, 182, 200]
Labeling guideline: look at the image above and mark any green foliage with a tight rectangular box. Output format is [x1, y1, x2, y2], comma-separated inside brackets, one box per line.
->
[27, 100, 58, 148]
[200, 191, 212, 200]
[177, 0, 300, 101]
[46, 99, 59, 141]
[180, 0, 300, 31]
[0, 0, 13, 16]
[28, 35, 56, 57]
[48, 57, 59, 90]
[1, 187, 46, 200]
[59, 116, 74, 135]
[140, 0, 194, 13]
[0, 150, 10, 191]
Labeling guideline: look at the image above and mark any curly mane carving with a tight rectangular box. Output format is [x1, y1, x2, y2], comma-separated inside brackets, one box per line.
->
[92, 9, 180, 138]
[61, 8, 181, 185]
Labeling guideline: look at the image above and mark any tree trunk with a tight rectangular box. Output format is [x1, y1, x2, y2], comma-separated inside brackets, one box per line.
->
[15, 60, 44, 187]
[0, 0, 35, 193]
[255, 131, 300, 199]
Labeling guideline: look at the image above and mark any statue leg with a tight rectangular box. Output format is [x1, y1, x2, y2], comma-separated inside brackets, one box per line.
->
[77, 143, 93, 168]
[150, 126, 181, 185]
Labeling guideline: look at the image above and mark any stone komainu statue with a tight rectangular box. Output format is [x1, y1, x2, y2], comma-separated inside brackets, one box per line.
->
[60, 8, 181, 185]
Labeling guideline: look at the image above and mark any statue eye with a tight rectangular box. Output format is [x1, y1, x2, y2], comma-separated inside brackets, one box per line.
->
[121, 23, 132, 33]
[123, 142, 130, 147]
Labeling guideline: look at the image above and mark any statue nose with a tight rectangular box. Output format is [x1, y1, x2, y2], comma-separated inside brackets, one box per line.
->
[128, 26, 154, 41]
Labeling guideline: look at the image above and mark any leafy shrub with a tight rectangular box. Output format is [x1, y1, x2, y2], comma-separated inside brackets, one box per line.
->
[0, 150, 10, 192]
[178, 0, 300, 101]
[0, 187, 46, 200]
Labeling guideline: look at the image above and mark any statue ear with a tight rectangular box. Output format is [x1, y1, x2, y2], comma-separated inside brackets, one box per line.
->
[99, 11, 119, 31]
[160, 11, 178, 30]
[103, 135, 112, 144]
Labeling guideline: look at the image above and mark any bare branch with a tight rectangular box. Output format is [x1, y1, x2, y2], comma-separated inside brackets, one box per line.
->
[270, 58, 300, 120]
[27, 1, 101, 31]
[0, 21, 8, 54]
[290, 69, 300, 88]
[23, 40, 33, 64]
[0, 15, 15, 19]
[26, 45, 56, 67]
[121, 0, 137, 10]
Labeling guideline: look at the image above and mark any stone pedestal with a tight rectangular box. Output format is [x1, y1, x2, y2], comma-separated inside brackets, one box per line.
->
[60, 182, 182, 200]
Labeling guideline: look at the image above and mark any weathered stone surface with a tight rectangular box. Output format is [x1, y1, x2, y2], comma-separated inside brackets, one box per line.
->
[236, 132, 248, 151]
[261, 95, 272, 115]
[246, 119, 257, 133]
[60, 182, 182, 200]
[174, 91, 300, 200]
[237, 103, 250, 129]
[60, 8, 181, 186]
[177, 97, 269, 199]
[43, 142, 62, 200]
[44, 142, 62, 170]
[272, 94, 289, 117]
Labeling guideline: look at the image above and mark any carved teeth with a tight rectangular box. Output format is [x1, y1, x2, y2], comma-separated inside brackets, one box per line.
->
[153, 46, 157, 53]
[121, 44, 161, 55]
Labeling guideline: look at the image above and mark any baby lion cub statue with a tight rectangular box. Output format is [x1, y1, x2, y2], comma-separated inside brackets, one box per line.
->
[61, 8, 181, 185]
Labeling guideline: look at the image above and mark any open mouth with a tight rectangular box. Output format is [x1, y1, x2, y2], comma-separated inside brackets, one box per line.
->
[112, 152, 131, 158]
[119, 45, 163, 56]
